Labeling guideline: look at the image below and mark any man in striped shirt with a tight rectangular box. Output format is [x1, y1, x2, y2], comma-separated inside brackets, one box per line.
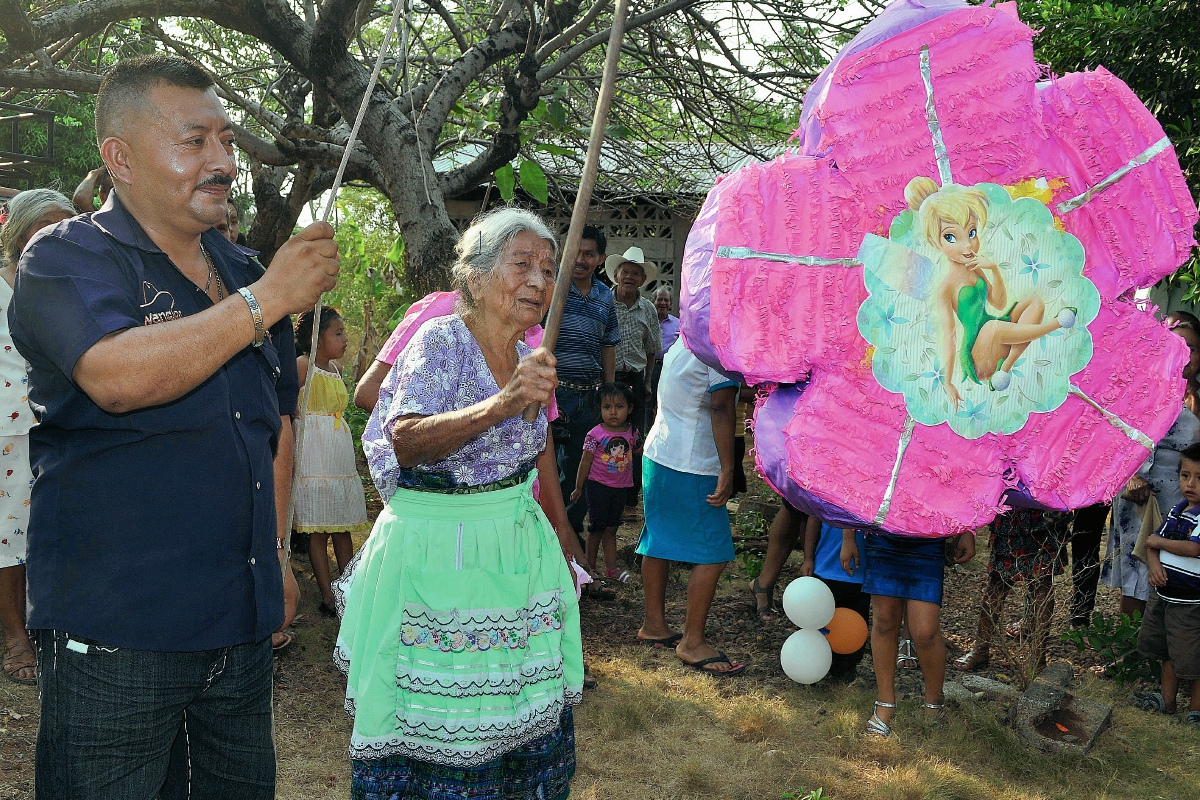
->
[553, 225, 620, 533]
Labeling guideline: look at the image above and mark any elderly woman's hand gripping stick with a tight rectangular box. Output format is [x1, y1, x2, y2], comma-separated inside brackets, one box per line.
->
[392, 347, 558, 468]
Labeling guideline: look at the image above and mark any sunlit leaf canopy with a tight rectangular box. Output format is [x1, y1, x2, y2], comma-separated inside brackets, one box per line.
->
[0, 0, 887, 288]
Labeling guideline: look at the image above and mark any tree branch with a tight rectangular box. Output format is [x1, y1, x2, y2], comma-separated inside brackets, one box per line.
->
[3, 0, 314, 77]
[418, 26, 527, 143]
[0, 65, 102, 92]
[424, 0, 471, 53]
[538, 0, 695, 82]
[0, 0, 38, 55]
[536, 0, 609, 62]
[231, 121, 384, 186]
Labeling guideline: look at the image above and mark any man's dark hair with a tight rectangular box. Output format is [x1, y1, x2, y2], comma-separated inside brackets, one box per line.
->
[581, 225, 606, 256]
[1181, 443, 1200, 469]
[95, 55, 215, 143]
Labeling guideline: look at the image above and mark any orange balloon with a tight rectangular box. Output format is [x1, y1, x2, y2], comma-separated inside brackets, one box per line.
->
[823, 608, 868, 655]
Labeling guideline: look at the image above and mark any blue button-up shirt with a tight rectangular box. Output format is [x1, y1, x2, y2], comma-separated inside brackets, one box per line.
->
[552, 279, 620, 383]
[10, 194, 299, 651]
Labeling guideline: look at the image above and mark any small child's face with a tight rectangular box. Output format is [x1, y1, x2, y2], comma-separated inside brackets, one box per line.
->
[317, 317, 348, 361]
[601, 396, 629, 428]
[1180, 457, 1200, 507]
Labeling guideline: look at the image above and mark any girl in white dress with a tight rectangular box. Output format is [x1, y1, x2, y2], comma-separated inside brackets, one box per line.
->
[294, 307, 370, 615]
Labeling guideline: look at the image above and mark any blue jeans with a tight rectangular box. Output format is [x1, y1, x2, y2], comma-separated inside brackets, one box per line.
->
[34, 629, 275, 800]
[555, 386, 600, 533]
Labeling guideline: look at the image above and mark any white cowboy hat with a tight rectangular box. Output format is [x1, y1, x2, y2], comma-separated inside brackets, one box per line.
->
[604, 246, 658, 286]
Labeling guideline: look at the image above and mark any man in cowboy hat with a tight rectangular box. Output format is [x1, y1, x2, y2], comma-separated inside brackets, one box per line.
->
[606, 246, 662, 507]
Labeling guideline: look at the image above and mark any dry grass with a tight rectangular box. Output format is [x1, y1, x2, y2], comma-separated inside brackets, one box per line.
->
[4, 524, 1200, 799]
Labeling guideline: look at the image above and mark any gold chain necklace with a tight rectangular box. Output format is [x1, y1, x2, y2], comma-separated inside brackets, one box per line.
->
[201, 245, 225, 301]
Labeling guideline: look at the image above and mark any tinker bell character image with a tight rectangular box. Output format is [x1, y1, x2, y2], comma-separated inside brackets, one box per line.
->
[904, 177, 1078, 410]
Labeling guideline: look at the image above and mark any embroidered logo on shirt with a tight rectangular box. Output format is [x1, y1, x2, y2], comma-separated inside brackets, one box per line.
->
[141, 281, 182, 325]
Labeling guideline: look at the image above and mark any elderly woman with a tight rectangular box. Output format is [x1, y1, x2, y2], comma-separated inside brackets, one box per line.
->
[0, 188, 75, 684]
[333, 208, 584, 800]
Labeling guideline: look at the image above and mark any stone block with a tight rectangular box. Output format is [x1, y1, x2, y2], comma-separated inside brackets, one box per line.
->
[1015, 679, 1112, 755]
[961, 674, 1018, 699]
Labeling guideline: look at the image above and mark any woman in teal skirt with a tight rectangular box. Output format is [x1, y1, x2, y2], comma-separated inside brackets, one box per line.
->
[333, 208, 587, 799]
[636, 344, 746, 676]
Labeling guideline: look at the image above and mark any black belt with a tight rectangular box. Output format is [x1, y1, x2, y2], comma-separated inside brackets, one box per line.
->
[559, 378, 601, 391]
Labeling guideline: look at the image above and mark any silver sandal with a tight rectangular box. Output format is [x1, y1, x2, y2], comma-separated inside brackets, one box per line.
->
[897, 638, 918, 669]
[865, 700, 896, 738]
[923, 699, 947, 727]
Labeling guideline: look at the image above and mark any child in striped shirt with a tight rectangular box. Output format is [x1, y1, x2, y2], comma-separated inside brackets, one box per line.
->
[1134, 443, 1200, 727]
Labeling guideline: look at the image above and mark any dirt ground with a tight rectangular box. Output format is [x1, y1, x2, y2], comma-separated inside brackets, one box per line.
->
[3, 454, 1198, 799]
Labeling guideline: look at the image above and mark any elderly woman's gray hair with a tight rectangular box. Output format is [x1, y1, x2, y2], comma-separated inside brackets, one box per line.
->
[0, 188, 75, 268]
[452, 208, 558, 308]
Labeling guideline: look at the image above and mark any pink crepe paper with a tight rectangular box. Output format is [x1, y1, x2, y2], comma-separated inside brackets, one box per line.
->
[680, 0, 1198, 535]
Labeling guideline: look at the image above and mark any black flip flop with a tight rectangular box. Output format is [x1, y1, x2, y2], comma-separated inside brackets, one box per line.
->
[638, 633, 682, 648]
[679, 650, 746, 677]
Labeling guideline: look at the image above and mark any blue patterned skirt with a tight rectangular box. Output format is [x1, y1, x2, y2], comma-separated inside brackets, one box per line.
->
[350, 707, 575, 800]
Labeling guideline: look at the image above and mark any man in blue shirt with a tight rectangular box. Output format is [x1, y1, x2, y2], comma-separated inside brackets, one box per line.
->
[11, 55, 339, 799]
[553, 225, 620, 533]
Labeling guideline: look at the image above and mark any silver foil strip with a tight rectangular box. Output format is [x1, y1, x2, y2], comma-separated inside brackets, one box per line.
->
[920, 46, 953, 187]
[875, 415, 917, 526]
[715, 245, 861, 267]
[1068, 384, 1155, 450]
[1056, 136, 1171, 214]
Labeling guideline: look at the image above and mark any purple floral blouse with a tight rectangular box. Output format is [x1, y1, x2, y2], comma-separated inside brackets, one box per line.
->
[363, 315, 548, 498]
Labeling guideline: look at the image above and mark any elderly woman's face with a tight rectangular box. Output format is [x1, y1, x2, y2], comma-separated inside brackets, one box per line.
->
[479, 230, 556, 328]
[19, 208, 73, 253]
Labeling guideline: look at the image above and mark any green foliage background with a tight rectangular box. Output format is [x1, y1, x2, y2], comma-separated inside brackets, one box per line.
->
[1024, 0, 1200, 296]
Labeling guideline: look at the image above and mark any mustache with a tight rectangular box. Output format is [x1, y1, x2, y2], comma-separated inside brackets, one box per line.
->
[197, 175, 234, 190]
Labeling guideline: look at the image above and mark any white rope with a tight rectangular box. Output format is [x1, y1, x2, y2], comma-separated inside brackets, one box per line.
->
[285, 2, 405, 570]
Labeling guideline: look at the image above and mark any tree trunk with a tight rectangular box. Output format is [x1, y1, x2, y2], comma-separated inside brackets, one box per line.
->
[397, 201, 459, 296]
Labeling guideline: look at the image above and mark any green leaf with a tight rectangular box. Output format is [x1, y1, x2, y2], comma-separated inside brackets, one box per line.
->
[547, 100, 568, 130]
[535, 142, 574, 156]
[518, 160, 548, 204]
[605, 123, 630, 138]
[385, 235, 406, 264]
[495, 163, 515, 201]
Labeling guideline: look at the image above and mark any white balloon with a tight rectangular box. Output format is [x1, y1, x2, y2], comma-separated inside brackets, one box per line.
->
[781, 576, 836, 629]
[780, 629, 833, 684]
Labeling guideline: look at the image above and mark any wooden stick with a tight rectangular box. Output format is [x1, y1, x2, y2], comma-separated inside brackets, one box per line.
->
[284, 1, 404, 574]
[523, 0, 629, 421]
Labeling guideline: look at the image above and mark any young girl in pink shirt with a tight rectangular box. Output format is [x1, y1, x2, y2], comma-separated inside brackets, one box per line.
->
[571, 383, 640, 582]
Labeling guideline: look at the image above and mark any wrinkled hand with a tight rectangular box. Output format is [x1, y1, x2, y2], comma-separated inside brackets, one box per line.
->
[707, 469, 733, 506]
[1123, 475, 1153, 505]
[954, 532, 976, 564]
[253, 221, 340, 324]
[498, 347, 558, 417]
